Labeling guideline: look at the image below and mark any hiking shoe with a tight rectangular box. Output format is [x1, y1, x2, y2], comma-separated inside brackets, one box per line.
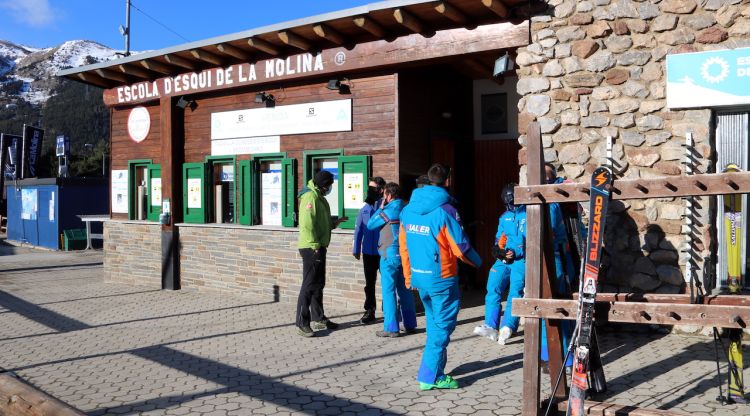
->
[497, 326, 512, 345]
[359, 310, 376, 325]
[297, 326, 315, 338]
[473, 324, 498, 341]
[419, 375, 459, 391]
[376, 330, 400, 338]
[312, 319, 339, 331]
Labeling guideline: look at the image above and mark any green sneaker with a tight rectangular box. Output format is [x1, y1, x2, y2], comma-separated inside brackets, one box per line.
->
[419, 375, 459, 390]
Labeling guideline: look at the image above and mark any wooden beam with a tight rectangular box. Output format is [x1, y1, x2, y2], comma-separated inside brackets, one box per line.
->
[278, 30, 312, 51]
[0, 373, 86, 415]
[216, 43, 251, 60]
[76, 72, 114, 88]
[558, 400, 687, 415]
[163, 54, 197, 70]
[247, 37, 280, 55]
[434, 1, 468, 24]
[516, 171, 750, 205]
[313, 24, 346, 45]
[141, 59, 174, 75]
[482, 0, 510, 18]
[513, 298, 750, 329]
[118, 64, 151, 79]
[190, 49, 223, 66]
[579, 293, 750, 306]
[394, 8, 426, 33]
[353, 15, 386, 37]
[95, 68, 130, 83]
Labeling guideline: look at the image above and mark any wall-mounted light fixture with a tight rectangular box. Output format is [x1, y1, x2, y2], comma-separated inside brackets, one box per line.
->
[255, 92, 275, 107]
[175, 96, 196, 110]
[326, 78, 351, 94]
[493, 52, 514, 77]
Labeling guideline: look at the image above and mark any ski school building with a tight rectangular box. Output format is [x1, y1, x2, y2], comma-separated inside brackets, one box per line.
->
[59, 0, 750, 306]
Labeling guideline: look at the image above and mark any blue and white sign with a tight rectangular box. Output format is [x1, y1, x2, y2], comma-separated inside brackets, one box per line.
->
[667, 47, 750, 109]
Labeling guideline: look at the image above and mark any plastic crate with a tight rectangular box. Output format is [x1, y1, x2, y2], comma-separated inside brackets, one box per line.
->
[63, 229, 87, 251]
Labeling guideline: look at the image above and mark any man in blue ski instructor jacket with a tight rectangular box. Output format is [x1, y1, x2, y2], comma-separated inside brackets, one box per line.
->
[399, 163, 482, 390]
[352, 176, 386, 324]
[367, 182, 417, 337]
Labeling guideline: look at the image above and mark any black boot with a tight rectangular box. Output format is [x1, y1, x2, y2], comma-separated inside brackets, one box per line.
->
[359, 310, 376, 325]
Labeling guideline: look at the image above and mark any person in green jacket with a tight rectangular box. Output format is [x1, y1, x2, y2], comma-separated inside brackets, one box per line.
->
[296, 170, 347, 337]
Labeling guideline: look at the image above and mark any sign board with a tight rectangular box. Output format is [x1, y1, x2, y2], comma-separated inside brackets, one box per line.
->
[56, 135, 66, 156]
[187, 178, 202, 209]
[261, 167, 282, 226]
[343, 173, 364, 210]
[21, 125, 44, 178]
[150, 178, 162, 206]
[220, 165, 234, 182]
[211, 136, 280, 156]
[321, 164, 339, 217]
[211, 99, 352, 140]
[127, 106, 151, 142]
[111, 170, 129, 213]
[21, 188, 37, 220]
[667, 47, 750, 109]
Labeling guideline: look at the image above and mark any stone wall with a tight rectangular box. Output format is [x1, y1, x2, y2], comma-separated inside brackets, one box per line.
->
[178, 224, 381, 311]
[517, 0, 750, 292]
[104, 221, 162, 288]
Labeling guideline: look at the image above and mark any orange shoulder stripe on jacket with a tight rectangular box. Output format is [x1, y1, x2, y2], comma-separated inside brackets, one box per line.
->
[399, 224, 412, 287]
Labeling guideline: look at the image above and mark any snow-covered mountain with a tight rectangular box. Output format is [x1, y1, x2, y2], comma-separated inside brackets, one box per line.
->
[0, 39, 123, 105]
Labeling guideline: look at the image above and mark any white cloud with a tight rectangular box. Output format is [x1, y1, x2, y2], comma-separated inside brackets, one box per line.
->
[1, 0, 55, 27]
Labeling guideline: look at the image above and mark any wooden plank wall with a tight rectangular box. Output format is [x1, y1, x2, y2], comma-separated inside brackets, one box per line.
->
[473, 139, 521, 282]
[182, 73, 398, 183]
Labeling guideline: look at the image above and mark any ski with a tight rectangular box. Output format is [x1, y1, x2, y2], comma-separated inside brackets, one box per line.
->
[723, 163, 747, 403]
[566, 167, 613, 416]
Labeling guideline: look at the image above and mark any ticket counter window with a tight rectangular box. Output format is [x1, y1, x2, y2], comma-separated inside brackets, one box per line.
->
[313, 158, 340, 218]
[127, 159, 161, 222]
[210, 161, 235, 224]
[237, 154, 297, 227]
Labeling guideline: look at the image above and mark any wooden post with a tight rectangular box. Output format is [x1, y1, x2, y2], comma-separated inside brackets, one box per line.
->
[522, 122, 543, 416]
[160, 96, 184, 290]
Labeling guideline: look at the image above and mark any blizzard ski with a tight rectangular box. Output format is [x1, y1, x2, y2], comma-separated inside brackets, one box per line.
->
[723, 163, 747, 403]
[566, 167, 613, 416]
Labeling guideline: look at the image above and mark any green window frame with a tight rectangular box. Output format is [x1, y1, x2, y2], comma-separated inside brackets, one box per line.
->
[182, 162, 208, 224]
[236, 153, 297, 227]
[303, 149, 344, 184]
[205, 155, 237, 224]
[127, 159, 160, 221]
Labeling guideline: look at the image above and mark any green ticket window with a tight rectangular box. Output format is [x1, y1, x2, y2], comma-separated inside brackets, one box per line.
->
[237, 160, 253, 226]
[205, 156, 237, 224]
[146, 164, 162, 222]
[337, 155, 371, 230]
[183, 162, 208, 224]
[281, 158, 297, 227]
[127, 159, 153, 221]
[304, 149, 344, 219]
[237, 153, 296, 227]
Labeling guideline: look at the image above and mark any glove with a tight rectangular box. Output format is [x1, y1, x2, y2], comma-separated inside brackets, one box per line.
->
[491, 245, 504, 260]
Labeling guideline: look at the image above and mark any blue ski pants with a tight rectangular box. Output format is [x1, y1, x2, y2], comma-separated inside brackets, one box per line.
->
[484, 259, 525, 332]
[381, 257, 417, 333]
[413, 277, 460, 384]
[541, 244, 575, 366]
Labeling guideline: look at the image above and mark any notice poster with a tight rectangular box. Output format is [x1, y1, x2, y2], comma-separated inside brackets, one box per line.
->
[321, 163, 339, 217]
[261, 167, 282, 226]
[111, 170, 129, 213]
[49, 192, 55, 222]
[343, 173, 364, 210]
[21, 188, 37, 220]
[187, 178, 202, 209]
[150, 178, 162, 206]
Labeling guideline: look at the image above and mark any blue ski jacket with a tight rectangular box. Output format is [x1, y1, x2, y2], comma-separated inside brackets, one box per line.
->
[495, 207, 526, 259]
[366, 199, 404, 260]
[352, 200, 381, 256]
[399, 186, 481, 288]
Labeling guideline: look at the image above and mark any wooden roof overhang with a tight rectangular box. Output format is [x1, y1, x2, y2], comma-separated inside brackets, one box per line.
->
[59, 0, 533, 106]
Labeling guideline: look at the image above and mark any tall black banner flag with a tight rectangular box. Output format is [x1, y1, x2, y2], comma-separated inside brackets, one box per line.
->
[21, 125, 44, 178]
[1, 133, 22, 211]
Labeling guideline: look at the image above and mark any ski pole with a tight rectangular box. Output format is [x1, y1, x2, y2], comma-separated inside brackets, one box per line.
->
[713, 327, 727, 404]
[544, 323, 580, 416]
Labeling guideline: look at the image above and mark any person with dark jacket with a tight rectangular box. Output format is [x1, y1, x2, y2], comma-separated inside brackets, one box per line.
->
[352, 177, 386, 324]
[399, 164, 481, 390]
[367, 182, 417, 337]
[295, 170, 347, 337]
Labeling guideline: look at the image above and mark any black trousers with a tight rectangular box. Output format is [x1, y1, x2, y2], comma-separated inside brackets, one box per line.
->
[296, 248, 327, 328]
[362, 254, 380, 311]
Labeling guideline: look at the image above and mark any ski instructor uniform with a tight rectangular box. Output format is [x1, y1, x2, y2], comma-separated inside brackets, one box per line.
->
[399, 177, 481, 390]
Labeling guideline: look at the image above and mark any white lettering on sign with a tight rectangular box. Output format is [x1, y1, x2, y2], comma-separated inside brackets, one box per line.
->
[114, 52, 326, 104]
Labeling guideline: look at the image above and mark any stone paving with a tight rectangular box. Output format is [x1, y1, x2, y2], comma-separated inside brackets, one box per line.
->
[0, 241, 747, 415]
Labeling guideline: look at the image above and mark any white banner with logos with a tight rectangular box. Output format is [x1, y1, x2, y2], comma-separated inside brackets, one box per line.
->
[211, 99, 352, 140]
[211, 136, 280, 156]
[111, 170, 129, 213]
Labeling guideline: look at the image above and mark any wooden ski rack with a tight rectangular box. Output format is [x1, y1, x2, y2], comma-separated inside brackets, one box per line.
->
[515, 121, 750, 416]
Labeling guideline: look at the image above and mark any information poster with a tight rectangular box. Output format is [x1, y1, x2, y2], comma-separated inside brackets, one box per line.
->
[49, 192, 55, 222]
[321, 163, 339, 217]
[111, 170, 129, 213]
[21, 188, 37, 220]
[187, 178, 202, 209]
[261, 165, 282, 226]
[150, 178, 162, 206]
[343, 173, 364, 209]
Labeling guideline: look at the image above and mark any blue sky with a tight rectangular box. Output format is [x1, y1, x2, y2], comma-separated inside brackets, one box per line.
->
[0, 0, 375, 50]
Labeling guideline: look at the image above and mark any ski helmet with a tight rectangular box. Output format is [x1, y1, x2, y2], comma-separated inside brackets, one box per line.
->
[501, 184, 516, 211]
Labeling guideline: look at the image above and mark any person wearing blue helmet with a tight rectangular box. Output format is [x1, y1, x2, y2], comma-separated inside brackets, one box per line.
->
[367, 182, 417, 337]
[473, 183, 527, 345]
[399, 163, 481, 390]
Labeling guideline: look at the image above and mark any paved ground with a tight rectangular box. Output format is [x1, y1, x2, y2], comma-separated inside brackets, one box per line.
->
[0, 240, 747, 415]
